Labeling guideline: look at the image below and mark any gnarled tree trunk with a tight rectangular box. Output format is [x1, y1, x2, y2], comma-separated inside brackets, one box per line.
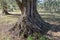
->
[9, 0, 51, 39]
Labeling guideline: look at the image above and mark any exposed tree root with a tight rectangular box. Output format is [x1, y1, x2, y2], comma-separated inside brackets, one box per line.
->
[3, 10, 10, 15]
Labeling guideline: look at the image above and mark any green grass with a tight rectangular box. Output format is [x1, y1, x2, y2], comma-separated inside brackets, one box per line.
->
[27, 35, 49, 40]
[27, 33, 49, 40]
[27, 35, 34, 40]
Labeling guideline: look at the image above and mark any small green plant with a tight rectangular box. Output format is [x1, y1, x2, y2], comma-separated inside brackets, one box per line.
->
[27, 33, 49, 40]
[27, 35, 34, 40]
[39, 35, 49, 40]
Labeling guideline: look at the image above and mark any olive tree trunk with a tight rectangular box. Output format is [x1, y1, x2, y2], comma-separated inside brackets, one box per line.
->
[9, 0, 51, 39]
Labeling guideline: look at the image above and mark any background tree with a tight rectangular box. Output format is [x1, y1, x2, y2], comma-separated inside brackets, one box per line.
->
[43, 0, 60, 12]
[43, 0, 60, 21]
[1, 0, 9, 14]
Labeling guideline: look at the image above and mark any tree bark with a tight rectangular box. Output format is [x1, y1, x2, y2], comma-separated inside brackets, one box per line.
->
[9, 0, 52, 39]
[15, 0, 24, 14]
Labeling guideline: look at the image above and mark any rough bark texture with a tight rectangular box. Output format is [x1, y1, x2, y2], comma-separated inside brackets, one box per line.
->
[9, 0, 52, 39]
[15, 0, 24, 14]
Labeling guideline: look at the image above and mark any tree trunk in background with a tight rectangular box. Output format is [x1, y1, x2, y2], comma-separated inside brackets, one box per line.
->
[10, 0, 51, 39]
[1, 0, 9, 15]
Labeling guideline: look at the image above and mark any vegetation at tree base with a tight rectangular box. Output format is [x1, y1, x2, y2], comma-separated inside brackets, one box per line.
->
[27, 33, 49, 40]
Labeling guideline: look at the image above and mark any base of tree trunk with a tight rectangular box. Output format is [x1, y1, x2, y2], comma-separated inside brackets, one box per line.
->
[3, 10, 10, 15]
[9, 12, 52, 39]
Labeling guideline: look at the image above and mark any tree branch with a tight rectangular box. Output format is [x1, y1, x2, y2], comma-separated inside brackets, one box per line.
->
[15, 0, 24, 14]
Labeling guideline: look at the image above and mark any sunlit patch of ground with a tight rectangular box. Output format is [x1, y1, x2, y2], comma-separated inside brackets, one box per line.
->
[0, 15, 18, 24]
[0, 32, 21, 40]
[0, 33, 12, 40]
[0, 14, 20, 40]
[0, 15, 19, 33]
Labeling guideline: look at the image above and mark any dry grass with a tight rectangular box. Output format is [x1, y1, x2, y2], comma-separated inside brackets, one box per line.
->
[0, 15, 19, 40]
[0, 32, 12, 40]
[0, 15, 18, 24]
